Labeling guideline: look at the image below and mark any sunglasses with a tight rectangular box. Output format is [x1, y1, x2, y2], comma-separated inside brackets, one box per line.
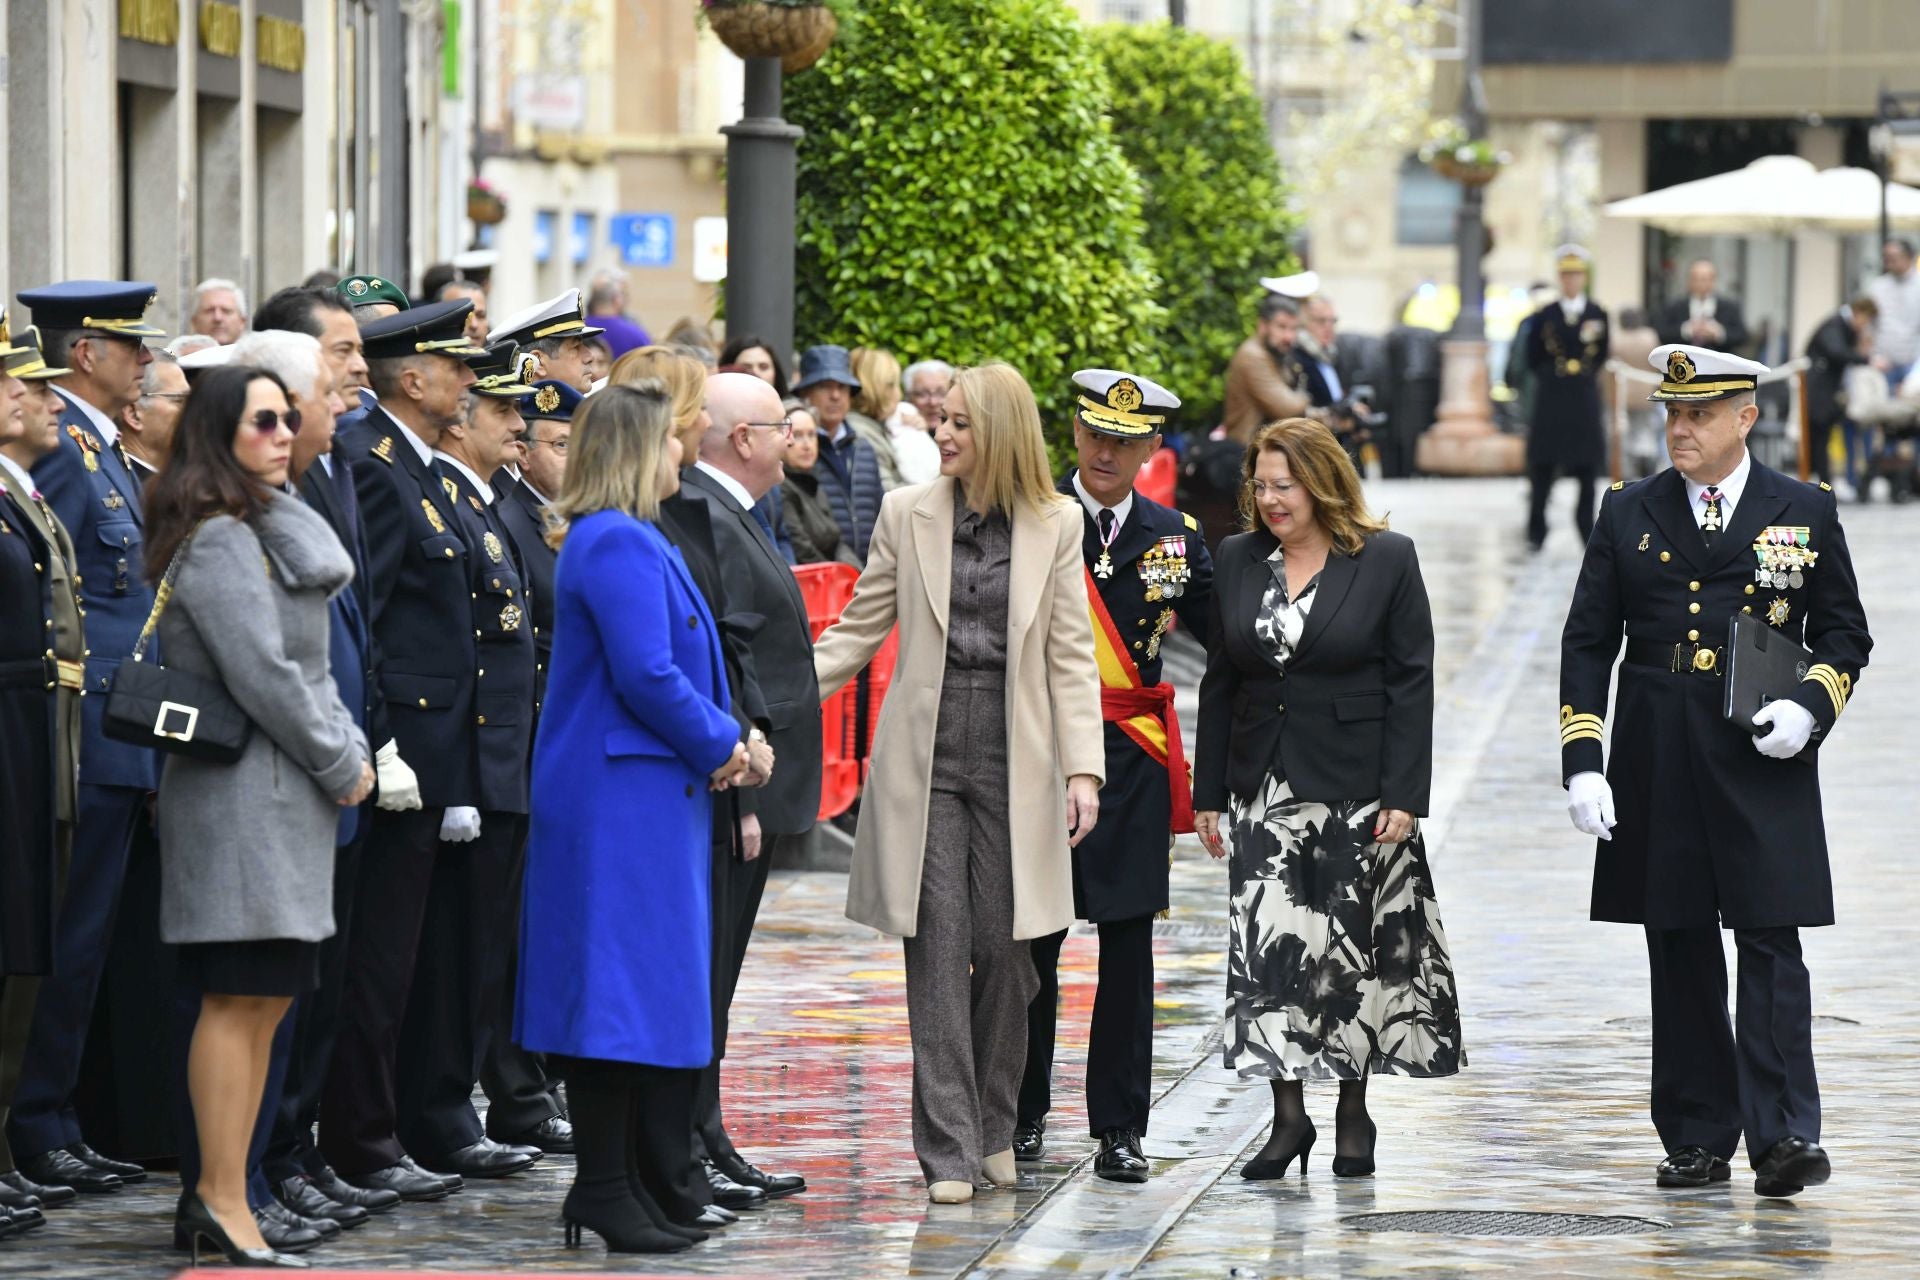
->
[245, 408, 303, 436]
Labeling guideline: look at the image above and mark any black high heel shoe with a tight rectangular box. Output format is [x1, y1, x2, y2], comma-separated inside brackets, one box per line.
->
[1331, 1118, 1377, 1178]
[560, 1185, 693, 1254]
[176, 1192, 309, 1268]
[1241, 1119, 1316, 1180]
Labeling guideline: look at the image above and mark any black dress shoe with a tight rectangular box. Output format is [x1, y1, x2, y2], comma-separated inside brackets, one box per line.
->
[19, 1149, 120, 1194]
[277, 1176, 370, 1229]
[0, 1180, 41, 1212]
[1013, 1118, 1046, 1162]
[679, 1204, 737, 1230]
[67, 1142, 146, 1183]
[1656, 1145, 1732, 1188]
[419, 1138, 539, 1179]
[1093, 1129, 1149, 1184]
[701, 1158, 768, 1209]
[1753, 1137, 1831, 1199]
[491, 1115, 574, 1155]
[309, 1167, 402, 1214]
[0, 1203, 44, 1234]
[342, 1160, 456, 1203]
[263, 1199, 341, 1240]
[254, 1202, 327, 1253]
[1, 1170, 73, 1208]
[712, 1152, 804, 1199]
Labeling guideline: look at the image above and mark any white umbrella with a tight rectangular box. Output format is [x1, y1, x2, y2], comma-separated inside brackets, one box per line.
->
[1801, 166, 1920, 232]
[1603, 155, 1920, 233]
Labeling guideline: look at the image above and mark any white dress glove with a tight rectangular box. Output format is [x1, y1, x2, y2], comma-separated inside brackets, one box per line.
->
[1567, 771, 1616, 841]
[439, 806, 482, 843]
[1752, 700, 1816, 760]
[374, 739, 423, 812]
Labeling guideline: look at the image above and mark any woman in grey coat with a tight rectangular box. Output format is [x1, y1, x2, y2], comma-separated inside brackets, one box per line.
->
[143, 365, 373, 1266]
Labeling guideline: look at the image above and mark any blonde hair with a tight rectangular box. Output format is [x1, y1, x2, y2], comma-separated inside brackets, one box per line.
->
[850, 347, 903, 420]
[950, 363, 1069, 516]
[607, 346, 707, 436]
[1239, 417, 1387, 553]
[547, 381, 675, 545]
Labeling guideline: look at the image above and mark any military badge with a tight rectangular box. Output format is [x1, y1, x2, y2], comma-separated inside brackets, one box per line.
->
[442, 476, 461, 504]
[1766, 596, 1791, 627]
[469, 495, 484, 513]
[534, 384, 562, 414]
[1638, 533, 1650, 552]
[421, 498, 446, 534]
[1108, 378, 1143, 413]
[499, 602, 524, 631]
[1145, 608, 1175, 661]
[370, 436, 396, 464]
[1752, 526, 1815, 590]
[345, 278, 369, 298]
[103, 489, 125, 511]
[1667, 349, 1696, 383]
[483, 531, 504, 563]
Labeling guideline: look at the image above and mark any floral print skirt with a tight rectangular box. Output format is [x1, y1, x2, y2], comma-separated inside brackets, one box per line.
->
[1224, 774, 1464, 1081]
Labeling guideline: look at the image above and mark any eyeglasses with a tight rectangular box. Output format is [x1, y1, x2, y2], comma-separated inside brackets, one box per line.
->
[1247, 481, 1296, 499]
[529, 435, 568, 452]
[246, 408, 303, 436]
[142, 391, 191, 404]
[743, 419, 795, 439]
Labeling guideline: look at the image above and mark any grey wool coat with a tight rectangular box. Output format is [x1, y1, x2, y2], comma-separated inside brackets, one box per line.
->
[156, 493, 367, 944]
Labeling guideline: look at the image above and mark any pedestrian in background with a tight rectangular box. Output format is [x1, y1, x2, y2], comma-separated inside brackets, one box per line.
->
[902, 360, 953, 433]
[1655, 259, 1750, 354]
[852, 347, 941, 485]
[188, 279, 249, 346]
[585, 270, 651, 358]
[781, 402, 858, 567]
[145, 365, 372, 1264]
[1868, 238, 1919, 388]
[719, 335, 791, 398]
[1524, 245, 1610, 550]
[1804, 297, 1877, 497]
[793, 345, 885, 563]
[813, 362, 1103, 1204]
[516, 383, 749, 1255]
[1194, 417, 1459, 1183]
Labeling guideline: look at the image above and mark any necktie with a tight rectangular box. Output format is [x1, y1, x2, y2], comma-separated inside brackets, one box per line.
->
[1093, 508, 1117, 578]
[1097, 508, 1115, 542]
[1701, 486, 1723, 549]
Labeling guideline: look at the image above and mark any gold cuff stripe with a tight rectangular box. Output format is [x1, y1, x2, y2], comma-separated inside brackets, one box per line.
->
[1561, 728, 1604, 745]
[1804, 664, 1848, 719]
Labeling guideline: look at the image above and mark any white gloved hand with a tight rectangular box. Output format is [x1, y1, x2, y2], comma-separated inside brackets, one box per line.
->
[1752, 699, 1816, 760]
[1567, 771, 1616, 841]
[439, 806, 482, 843]
[374, 739, 423, 812]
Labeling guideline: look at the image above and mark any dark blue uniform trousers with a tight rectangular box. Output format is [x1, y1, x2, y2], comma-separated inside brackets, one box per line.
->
[1020, 917, 1155, 1137]
[1645, 926, 1820, 1168]
[6, 783, 143, 1160]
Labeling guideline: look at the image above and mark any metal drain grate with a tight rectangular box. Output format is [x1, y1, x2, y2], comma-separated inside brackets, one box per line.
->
[1605, 1014, 1859, 1031]
[1151, 919, 1231, 940]
[1343, 1210, 1670, 1238]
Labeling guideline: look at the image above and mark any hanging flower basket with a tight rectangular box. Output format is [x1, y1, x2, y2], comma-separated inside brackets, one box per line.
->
[1418, 121, 1511, 189]
[703, 0, 840, 75]
[467, 181, 507, 226]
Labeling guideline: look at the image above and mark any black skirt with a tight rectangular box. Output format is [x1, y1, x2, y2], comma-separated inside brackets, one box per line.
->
[176, 938, 322, 997]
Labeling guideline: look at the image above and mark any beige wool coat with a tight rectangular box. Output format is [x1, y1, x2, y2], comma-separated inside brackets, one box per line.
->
[813, 477, 1104, 940]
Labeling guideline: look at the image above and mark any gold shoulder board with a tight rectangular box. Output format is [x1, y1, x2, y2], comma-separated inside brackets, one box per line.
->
[1181, 511, 1198, 531]
[1610, 480, 1624, 491]
[370, 436, 395, 465]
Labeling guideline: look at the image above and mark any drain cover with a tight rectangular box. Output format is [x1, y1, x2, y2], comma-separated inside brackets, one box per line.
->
[1342, 1211, 1669, 1237]
[1605, 1014, 1858, 1031]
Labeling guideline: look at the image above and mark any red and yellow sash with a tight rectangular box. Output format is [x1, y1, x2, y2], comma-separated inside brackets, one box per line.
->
[1083, 566, 1194, 834]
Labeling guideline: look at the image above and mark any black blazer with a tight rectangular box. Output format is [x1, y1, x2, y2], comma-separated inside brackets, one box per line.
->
[1194, 527, 1434, 814]
[1655, 293, 1750, 352]
[492, 470, 559, 710]
[1803, 310, 1868, 430]
[679, 466, 823, 836]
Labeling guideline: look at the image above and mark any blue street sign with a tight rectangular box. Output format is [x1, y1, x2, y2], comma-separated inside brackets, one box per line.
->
[532, 210, 555, 264]
[610, 213, 675, 268]
[571, 212, 593, 265]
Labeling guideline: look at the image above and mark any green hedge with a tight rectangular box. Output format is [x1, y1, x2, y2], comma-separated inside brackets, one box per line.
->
[785, 0, 1164, 444]
[1088, 22, 1299, 431]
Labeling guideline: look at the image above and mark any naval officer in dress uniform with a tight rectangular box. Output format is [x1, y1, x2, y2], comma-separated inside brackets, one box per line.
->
[486, 290, 603, 396]
[1559, 344, 1872, 1199]
[1525, 246, 1610, 551]
[1016, 370, 1212, 1181]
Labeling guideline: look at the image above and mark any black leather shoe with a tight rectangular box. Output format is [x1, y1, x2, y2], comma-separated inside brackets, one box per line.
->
[19, 1149, 120, 1194]
[254, 1202, 327, 1253]
[342, 1160, 457, 1202]
[1013, 1118, 1046, 1162]
[277, 1176, 370, 1229]
[263, 1199, 341, 1240]
[0, 1180, 41, 1212]
[701, 1158, 768, 1209]
[419, 1138, 539, 1179]
[491, 1115, 574, 1155]
[67, 1142, 146, 1183]
[1656, 1145, 1732, 1188]
[0, 1203, 44, 1234]
[309, 1166, 402, 1214]
[713, 1151, 804, 1200]
[679, 1204, 737, 1230]
[1753, 1137, 1831, 1199]
[0, 1170, 73, 1208]
[0, 1207, 25, 1241]
[1094, 1129, 1150, 1184]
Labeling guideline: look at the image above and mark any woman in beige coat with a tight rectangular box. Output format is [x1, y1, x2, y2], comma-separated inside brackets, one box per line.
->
[814, 363, 1103, 1203]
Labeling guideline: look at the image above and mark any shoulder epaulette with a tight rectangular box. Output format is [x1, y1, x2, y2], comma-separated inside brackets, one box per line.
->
[1181, 511, 1198, 531]
[369, 435, 395, 465]
[1819, 481, 1832, 492]
[1610, 480, 1624, 491]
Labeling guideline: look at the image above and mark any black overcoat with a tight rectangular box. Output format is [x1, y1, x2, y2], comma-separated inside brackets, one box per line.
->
[1525, 300, 1610, 469]
[0, 485, 56, 974]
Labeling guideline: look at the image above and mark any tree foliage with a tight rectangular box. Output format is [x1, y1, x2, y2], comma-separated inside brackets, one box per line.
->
[1088, 23, 1299, 429]
[785, 0, 1165, 437]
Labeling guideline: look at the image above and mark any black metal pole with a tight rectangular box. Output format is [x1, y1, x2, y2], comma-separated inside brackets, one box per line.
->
[1170, 0, 1186, 27]
[722, 58, 805, 361]
[1447, 0, 1486, 342]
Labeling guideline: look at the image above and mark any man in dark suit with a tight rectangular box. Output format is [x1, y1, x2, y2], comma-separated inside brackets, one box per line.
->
[1017, 370, 1212, 1182]
[323, 300, 535, 1200]
[1524, 246, 1611, 550]
[678, 372, 821, 1203]
[10, 282, 165, 1198]
[1299, 295, 1379, 467]
[1655, 259, 1751, 354]
[1560, 344, 1871, 1199]
[1803, 297, 1876, 491]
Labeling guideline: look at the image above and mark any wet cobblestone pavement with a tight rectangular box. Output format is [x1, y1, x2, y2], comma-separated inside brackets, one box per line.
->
[8, 478, 1915, 1278]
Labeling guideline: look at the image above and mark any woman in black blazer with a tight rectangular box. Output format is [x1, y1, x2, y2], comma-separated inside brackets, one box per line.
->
[1194, 418, 1462, 1184]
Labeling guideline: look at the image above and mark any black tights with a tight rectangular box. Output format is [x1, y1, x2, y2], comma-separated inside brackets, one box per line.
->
[1254, 1078, 1373, 1162]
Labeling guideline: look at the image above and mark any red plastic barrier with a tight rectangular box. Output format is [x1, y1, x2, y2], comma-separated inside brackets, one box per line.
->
[791, 563, 898, 821]
[1136, 446, 1178, 508]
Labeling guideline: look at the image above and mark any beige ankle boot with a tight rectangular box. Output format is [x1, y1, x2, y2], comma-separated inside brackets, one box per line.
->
[928, 1180, 974, 1204]
[980, 1149, 1017, 1186]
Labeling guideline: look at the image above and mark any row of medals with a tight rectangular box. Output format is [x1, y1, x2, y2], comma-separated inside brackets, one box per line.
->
[1753, 528, 1816, 591]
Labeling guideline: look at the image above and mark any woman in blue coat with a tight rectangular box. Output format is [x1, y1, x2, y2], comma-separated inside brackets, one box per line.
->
[515, 383, 750, 1254]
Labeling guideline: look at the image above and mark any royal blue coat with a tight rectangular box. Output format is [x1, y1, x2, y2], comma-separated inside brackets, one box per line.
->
[514, 510, 740, 1067]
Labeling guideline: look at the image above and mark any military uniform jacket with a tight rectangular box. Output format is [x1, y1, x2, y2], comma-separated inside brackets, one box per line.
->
[2, 471, 84, 826]
[0, 484, 63, 972]
[31, 390, 159, 791]
[337, 408, 482, 809]
[440, 464, 537, 814]
[1525, 300, 1609, 470]
[1056, 472, 1212, 922]
[1559, 463, 1871, 929]
[492, 471, 557, 713]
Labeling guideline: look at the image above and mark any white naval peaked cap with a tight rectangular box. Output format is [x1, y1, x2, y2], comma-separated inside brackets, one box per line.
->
[1647, 343, 1769, 403]
[1071, 368, 1179, 438]
[451, 248, 500, 274]
[1554, 244, 1592, 271]
[486, 287, 604, 347]
[1258, 270, 1320, 299]
[178, 343, 236, 371]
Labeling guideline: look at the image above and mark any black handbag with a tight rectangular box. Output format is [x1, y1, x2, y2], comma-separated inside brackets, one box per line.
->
[103, 523, 252, 763]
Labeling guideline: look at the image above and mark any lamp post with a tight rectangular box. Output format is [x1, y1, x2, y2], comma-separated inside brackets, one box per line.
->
[722, 58, 805, 361]
[1415, 0, 1523, 476]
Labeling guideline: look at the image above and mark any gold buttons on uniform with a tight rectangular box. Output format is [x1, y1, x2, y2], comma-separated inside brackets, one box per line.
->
[477, 715, 487, 725]
[477, 668, 485, 677]
[1745, 584, 1755, 595]
[417, 698, 428, 708]
[1688, 630, 1699, 642]
[1743, 605, 1752, 615]
[1688, 602, 1701, 614]
[444, 548, 455, 558]
[1688, 580, 1700, 592]
[1660, 551, 1671, 563]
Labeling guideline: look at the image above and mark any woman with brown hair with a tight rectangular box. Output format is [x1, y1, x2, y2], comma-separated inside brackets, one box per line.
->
[812, 362, 1103, 1203]
[1193, 417, 1461, 1183]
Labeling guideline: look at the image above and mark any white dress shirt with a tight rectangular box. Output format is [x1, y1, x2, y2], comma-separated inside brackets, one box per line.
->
[434, 452, 495, 504]
[1071, 470, 1134, 530]
[55, 385, 121, 447]
[693, 460, 755, 511]
[0, 452, 37, 496]
[1560, 294, 1589, 326]
[1683, 449, 1751, 530]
